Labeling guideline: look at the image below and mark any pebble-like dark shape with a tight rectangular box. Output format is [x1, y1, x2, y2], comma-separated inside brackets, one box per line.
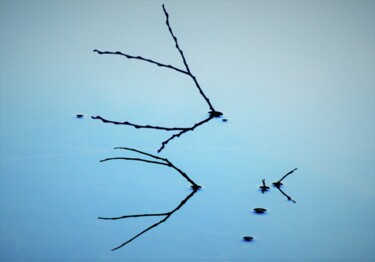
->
[243, 236, 254, 241]
[76, 114, 84, 118]
[209, 111, 223, 117]
[253, 208, 267, 214]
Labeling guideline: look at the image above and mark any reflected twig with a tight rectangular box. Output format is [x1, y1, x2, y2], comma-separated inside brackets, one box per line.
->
[272, 168, 298, 203]
[92, 5, 222, 153]
[275, 186, 296, 203]
[100, 147, 201, 189]
[100, 188, 199, 251]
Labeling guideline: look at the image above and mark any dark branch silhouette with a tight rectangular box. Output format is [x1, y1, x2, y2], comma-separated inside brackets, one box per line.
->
[259, 179, 270, 194]
[272, 168, 297, 188]
[274, 186, 296, 203]
[99, 188, 198, 251]
[100, 147, 201, 189]
[92, 4, 222, 153]
[157, 115, 214, 153]
[272, 168, 298, 203]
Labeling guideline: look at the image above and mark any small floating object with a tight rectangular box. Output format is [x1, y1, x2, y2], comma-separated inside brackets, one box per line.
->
[222, 119, 228, 122]
[243, 236, 254, 242]
[76, 114, 84, 118]
[259, 185, 270, 191]
[191, 184, 202, 190]
[209, 111, 223, 117]
[253, 208, 267, 214]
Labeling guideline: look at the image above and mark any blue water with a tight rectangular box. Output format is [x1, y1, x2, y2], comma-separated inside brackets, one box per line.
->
[1, 1, 374, 261]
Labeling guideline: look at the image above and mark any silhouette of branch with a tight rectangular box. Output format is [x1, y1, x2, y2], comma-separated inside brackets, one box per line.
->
[91, 5, 223, 153]
[272, 168, 298, 203]
[101, 188, 198, 251]
[272, 168, 297, 187]
[157, 115, 214, 153]
[100, 147, 201, 189]
[275, 186, 296, 203]
[93, 49, 188, 75]
[91, 116, 187, 131]
[162, 4, 215, 112]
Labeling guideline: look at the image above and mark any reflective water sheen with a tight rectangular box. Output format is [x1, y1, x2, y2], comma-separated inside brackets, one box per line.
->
[1, 1, 374, 261]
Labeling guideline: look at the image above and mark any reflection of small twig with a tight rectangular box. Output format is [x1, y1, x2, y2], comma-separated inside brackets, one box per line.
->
[100, 147, 201, 189]
[275, 186, 296, 203]
[92, 5, 222, 153]
[100, 188, 198, 251]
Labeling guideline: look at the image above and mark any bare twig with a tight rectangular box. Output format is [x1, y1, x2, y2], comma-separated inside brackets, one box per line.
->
[157, 115, 214, 153]
[272, 168, 297, 187]
[162, 4, 215, 112]
[93, 49, 188, 75]
[259, 179, 270, 194]
[91, 116, 187, 131]
[102, 188, 198, 251]
[92, 5, 223, 153]
[100, 147, 201, 188]
[275, 186, 296, 203]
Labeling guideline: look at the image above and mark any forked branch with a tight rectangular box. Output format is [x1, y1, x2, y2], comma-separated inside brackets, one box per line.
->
[92, 4, 222, 153]
[100, 188, 198, 251]
[100, 147, 201, 189]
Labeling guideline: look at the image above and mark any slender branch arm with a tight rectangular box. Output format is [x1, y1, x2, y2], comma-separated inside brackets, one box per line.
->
[100, 157, 168, 167]
[162, 4, 216, 112]
[275, 186, 296, 203]
[93, 49, 188, 75]
[114, 147, 168, 162]
[158, 115, 214, 153]
[278, 168, 298, 183]
[100, 148, 201, 188]
[110, 189, 198, 251]
[98, 212, 170, 220]
[91, 116, 188, 131]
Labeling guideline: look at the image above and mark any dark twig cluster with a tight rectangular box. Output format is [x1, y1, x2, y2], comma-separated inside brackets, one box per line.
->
[100, 147, 201, 189]
[92, 4, 222, 153]
[99, 188, 198, 251]
[258, 168, 297, 202]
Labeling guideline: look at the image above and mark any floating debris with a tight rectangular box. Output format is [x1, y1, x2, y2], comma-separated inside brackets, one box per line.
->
[253, 208, 267, 214]
[243, 236, 254, 242]
[76, 114, 84, 118]
[209, 110, 223, 117]
[259, 179, 270, 193]
[222, 118, 228, 122]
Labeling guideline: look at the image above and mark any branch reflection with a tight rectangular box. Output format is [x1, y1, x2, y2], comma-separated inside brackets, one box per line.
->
[99, 188, 199, 251]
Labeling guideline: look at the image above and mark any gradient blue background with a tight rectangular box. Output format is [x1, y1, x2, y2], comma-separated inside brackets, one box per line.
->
[0, 0, 374, 261]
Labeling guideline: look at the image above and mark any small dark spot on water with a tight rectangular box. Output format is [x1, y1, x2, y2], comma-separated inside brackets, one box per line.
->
[253, 208, 267, 214]
[222, 119, 228, 122]
[209, 110, 223, 117]
[76, 114, 84, 118]
[243, 236, 253, 242]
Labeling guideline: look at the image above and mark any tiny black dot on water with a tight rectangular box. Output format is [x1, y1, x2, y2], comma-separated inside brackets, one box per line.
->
[243, 236, 253, 241]
[222, 119, 228, 122]
[76, 114, 84, 118]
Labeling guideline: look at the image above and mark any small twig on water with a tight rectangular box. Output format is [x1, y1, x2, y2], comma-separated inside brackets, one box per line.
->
[100, 147, 201, 189]
[275, 186, 296, 203]
[259, 179, 270, 194]
[272, 168, 297, 187]
[92, 5, 222, 153]
[99, 188, 198, 251]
